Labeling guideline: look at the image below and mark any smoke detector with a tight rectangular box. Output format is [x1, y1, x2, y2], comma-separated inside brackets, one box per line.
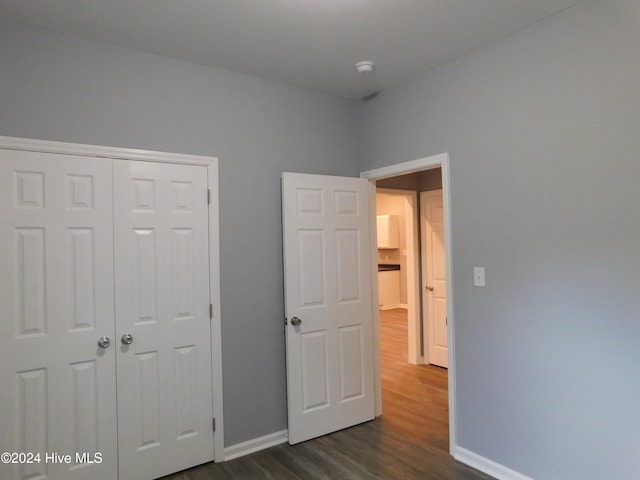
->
[355, 61, 375, 74]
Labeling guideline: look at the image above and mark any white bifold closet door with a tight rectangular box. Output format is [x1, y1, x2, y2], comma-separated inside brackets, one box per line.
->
[0, 150, 118, 480]
[113, 160, 214, 480]
[0, 150, 214, 480]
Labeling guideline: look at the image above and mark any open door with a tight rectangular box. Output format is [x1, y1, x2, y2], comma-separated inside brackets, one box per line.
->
[282, 172, 375, 444]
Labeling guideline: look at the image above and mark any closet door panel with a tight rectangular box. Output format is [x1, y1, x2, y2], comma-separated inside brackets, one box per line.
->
[114, 160, 214, 480]
[0, 149, 118, 480]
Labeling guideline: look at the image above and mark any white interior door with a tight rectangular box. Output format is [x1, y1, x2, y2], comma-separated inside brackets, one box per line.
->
[282, 172, 375, 444]
[421, 190, 448, 368]
[0, 150, 118, 480]
[113, 160, 214, 480]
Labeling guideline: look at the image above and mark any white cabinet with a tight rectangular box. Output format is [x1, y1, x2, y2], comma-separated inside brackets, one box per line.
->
[378, 270, 401, 309]
[376, 214, 399, 249]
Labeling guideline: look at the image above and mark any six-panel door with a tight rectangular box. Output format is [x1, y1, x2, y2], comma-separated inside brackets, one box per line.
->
[113, 160, 214, 480]
[0, 150, 118, 480]
[421, 190, 448, 368]
[282, 172, 375, 444]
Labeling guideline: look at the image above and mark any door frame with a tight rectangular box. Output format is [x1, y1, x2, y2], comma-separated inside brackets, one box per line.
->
[0, 135, 225, 462]
[360, 152, 456, 453]
[375, 188, 421, 364]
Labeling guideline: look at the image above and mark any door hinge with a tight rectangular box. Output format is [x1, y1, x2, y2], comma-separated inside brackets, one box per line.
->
[207, 189, 211, 205]
[209, 304, 213, 319]
[212, 418, 216, 432]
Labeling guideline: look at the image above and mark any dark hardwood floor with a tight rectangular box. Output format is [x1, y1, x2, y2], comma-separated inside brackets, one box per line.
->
[162, 309, 493, 480]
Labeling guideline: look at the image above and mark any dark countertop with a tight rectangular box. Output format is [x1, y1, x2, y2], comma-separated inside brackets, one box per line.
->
[378, 264, 400, 272]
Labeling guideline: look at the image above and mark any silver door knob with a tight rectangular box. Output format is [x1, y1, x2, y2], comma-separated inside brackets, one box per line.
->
[121, 333, 134, 345]
[290, 317, 302, 326]
[97, 336, 111, 348]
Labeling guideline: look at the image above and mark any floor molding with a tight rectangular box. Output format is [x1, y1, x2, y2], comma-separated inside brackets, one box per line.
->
[224, 430, 289, 461]
[380, 304, 403, 310]
[454, 447, 534, 480]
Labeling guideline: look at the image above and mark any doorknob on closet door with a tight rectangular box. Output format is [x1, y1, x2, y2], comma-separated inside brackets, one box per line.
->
[97, 336, 111, 348]
[290, 317, 302, 326]
[121, 333, 134, 345]
[426, 286, 434, 292]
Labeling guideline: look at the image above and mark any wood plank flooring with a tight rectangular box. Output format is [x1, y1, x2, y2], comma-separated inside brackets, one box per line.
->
[161, 309, 493, 480]
[378, 308, 450, 455]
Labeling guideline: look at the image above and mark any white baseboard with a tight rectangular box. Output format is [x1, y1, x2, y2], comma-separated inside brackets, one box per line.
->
[379, 304, 403, 310]
[224, 429, 288, 461]
[454, 447, 534, 480]
[223, 431, 532, 480]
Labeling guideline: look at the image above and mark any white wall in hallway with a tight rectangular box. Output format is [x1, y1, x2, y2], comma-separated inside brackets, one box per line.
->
[376, 191, 408, 306]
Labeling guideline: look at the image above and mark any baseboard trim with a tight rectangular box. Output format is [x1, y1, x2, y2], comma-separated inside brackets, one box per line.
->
[454, 447, 534, 480]
[379, 304, 403, 310]
[224, 430, 289, 461]
[223, 431, 533, 479]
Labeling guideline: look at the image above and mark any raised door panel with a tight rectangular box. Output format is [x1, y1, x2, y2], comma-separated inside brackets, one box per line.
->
[297, 229, 326, 309]
[336, 229, 361, 304]
[0, 149, 117, 480]
[300, 332, 330, 412]
[338, 325, 364, 401]
[114, 160, 214, 480]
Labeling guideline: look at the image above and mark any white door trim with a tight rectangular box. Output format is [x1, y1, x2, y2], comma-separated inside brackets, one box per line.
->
[0, 135, 215, 165]
[360, 153, 457, 454]
[0, 135, 225, 462]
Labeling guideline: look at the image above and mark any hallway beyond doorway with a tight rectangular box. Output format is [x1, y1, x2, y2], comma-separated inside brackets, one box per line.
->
[380, 308, 449, 454]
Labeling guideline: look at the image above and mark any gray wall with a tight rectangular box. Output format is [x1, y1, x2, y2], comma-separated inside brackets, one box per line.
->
[4, 0, 640, 476]
[0, 19, 359, 446]
[359, 0, 640, 478]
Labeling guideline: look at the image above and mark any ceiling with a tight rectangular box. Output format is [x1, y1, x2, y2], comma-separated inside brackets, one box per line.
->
[0, 0, 586, 99]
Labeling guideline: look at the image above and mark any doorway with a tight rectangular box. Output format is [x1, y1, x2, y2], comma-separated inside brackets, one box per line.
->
[361, 153, 456, 453]
[375, 186, 447, 367]
[375, 188, 421, 364]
